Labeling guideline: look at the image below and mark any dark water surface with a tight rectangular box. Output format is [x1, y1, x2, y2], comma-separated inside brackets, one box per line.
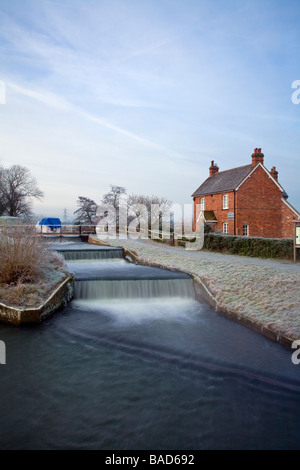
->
[0, 296, 300, 450]
[0, 244, 300, 449]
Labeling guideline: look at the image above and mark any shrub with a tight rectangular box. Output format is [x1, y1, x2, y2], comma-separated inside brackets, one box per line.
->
[0, 226, 53, 285]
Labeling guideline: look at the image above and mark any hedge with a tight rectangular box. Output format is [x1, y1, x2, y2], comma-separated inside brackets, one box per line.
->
[202, 233, 299, 260]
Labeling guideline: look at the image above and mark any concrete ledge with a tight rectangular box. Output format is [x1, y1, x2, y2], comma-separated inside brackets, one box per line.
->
[89, 236, 295, 348]
[0, 276, 74, 326]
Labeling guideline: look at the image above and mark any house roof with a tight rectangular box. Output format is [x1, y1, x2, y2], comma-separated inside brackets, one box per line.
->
[192, 164, 252, 197]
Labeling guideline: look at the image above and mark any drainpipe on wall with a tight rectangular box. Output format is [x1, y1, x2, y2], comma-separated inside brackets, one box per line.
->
[234, 190, 236, 236]
[192, 198, 195, 232]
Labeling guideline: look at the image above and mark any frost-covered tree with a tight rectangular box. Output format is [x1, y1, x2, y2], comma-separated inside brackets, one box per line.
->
[0, 165, 44, 217]
[102, 185, 126, 209]
[101, 185, 127, 226]
[127, 193, 172, 229]
[74, 196, 97, 224]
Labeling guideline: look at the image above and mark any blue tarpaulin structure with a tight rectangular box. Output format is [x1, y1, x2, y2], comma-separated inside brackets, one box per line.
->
[38, 218, 61, 229]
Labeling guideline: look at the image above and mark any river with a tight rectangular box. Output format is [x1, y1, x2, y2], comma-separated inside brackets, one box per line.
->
[0, 241, 299, 450]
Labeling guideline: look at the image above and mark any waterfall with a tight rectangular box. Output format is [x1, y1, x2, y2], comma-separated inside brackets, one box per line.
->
[74, 279, 195, 300]
[60, 249, 124, 261]
[55, 243, 196, 302]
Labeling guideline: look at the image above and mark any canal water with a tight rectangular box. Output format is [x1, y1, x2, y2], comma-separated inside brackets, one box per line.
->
[0, 242, 299, 450]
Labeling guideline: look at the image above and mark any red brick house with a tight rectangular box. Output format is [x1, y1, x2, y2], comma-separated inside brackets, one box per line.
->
[192, 148, 300, 238]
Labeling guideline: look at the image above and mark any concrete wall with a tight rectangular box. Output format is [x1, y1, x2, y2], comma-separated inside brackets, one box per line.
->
[0, 276, 74, 326]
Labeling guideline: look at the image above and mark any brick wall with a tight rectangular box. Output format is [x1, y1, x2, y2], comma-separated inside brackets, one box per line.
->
[194, 192, 235, 233]
[281, 200, 298, 239]
[236, 165, 283, 238]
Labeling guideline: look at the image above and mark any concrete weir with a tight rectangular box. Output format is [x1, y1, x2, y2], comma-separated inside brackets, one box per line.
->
[60, 242, 196, 301]
[54, 242, 124, 261]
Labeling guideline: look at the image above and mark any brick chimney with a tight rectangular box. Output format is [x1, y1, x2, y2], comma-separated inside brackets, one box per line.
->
[270, 166, 278, 182]
[209, 160, 219, 177]
[251, 148, 264, 167]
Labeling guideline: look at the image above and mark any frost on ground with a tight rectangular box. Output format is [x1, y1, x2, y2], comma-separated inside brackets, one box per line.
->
[0, 227, 71, 308]
[0, 249, 70, 308]
[99, 237, 300, 340]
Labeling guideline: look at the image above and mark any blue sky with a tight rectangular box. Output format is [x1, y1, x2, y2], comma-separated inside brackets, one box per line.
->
[0, 0, 299, 219]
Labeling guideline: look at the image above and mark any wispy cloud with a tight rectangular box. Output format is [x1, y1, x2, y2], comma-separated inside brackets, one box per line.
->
[7, 82, 70, 111]
[7, 80, 186, 161]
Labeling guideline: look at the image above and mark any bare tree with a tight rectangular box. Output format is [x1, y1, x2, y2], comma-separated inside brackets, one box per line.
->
[1, 165, 44, 217]
[101, 185, 127, 226]
[102, 185, 126, 208]
[74, 196, 97, 224]
[128, 193, 172, 228]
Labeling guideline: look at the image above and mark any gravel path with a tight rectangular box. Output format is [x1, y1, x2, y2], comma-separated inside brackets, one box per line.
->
[93, 236, 300, 340]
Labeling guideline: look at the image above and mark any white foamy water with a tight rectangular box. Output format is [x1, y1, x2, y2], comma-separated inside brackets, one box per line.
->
[72, 298, 201, 324]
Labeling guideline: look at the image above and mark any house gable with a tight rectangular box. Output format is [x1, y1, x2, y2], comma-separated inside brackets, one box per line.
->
[235, 162, 284, 193]
[235, 164, 283, 238]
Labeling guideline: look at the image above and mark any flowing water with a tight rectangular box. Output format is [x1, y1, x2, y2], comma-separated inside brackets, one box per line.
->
[0, 242, 299, 450]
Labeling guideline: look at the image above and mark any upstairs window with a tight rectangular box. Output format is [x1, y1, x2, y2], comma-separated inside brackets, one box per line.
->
[200, 198, 205, 211]
[223, 194, 229, 210]
[243, 224, 249, 237]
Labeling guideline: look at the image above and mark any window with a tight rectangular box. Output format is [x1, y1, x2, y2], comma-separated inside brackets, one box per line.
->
[223, 194, 229, 210]
[243, 224, 249, 236]
[200, 198, 205, 211]
[223, 223, 229, 234]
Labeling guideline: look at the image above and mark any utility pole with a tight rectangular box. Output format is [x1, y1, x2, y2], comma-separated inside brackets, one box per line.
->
[63, 208, 68, 225]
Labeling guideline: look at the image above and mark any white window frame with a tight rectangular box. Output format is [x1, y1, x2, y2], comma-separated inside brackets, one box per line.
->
[223, 222, 229, 234]
[223, 194, 229, 210]
[243, 224, 249, 236]
[200, 198, 205, 211]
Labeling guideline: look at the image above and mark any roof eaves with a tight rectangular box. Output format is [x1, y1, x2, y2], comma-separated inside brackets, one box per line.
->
[194, 188, 236, 197]
[281, 197, 300, 218]
[191, 178, 210, 197]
